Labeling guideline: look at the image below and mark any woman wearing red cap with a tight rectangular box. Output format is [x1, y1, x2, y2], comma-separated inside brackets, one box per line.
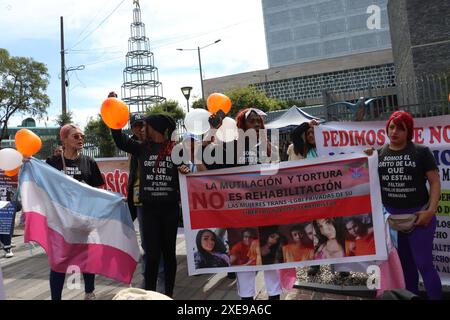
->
[367, 110, 442, 299]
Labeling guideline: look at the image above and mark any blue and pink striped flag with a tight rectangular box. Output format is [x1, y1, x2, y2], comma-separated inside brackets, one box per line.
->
[19, 158, 140, 284]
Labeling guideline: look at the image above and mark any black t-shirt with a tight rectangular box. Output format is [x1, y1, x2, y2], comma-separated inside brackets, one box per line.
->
[378, 142, 438, 209]
[139, 142, 180, 202]
[203, 138, 274, 170]
[46, 154, 105, 188]
[111, 129, 180, 203]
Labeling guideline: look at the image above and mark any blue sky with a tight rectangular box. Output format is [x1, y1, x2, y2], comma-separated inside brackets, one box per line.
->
[1, 0, 268, 129]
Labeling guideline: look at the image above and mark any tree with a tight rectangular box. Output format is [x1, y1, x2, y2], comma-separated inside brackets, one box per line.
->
[55, 111, 74, 127]
[0, 48, 50, 143]
[146, 100, 185, 122]
[84, 115, 116, 157]
[224, 86, 281, 117]
[191, 98, 206, 110]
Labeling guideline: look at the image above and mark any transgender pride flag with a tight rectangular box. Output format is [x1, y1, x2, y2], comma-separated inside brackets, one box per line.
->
[19, 158, 140, 284]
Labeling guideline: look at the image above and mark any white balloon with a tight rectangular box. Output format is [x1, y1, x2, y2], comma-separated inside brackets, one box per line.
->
[216, 117, 238, 142]
[184, 108, 211, 135]
[0, 148, 23, 171]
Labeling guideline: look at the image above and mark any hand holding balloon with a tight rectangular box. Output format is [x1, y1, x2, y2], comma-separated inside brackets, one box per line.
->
[207, 93, 232, 115]
[101, 97, 130, 129]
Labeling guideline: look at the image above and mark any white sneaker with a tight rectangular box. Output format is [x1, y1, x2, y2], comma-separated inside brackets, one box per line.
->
[84, 292, 96, 300]
[4, 249, 14, 258]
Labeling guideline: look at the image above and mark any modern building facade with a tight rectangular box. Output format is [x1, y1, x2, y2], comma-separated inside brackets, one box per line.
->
[204, 49, 395, 106]
[387, 0, 450, 115]
[263, 0, 391, 67]
[204, 0, 396, 109]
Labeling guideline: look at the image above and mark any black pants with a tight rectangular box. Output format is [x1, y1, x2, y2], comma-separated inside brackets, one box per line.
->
[49, 270, 95, 300]
[142, 201, 179, 297]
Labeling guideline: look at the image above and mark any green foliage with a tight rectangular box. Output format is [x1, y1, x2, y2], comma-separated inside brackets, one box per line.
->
[53, 111, 74, 145]
[0, 48, 50, 142]
[55, 111, 74, 127]
[146, 100, 185, 122]
[224, 86, 282, 117]
[191, 98, 206, 110]
[84, 115, 116, 157]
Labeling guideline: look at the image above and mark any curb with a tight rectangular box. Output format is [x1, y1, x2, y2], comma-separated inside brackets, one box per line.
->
[294, 280, 377, 299]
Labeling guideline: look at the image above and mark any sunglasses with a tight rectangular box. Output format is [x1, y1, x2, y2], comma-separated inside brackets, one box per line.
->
[72, 133, 85, 140]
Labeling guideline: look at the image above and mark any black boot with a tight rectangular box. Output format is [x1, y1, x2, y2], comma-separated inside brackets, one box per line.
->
[241, 296, 254, 300]
[268, 294, 280, 300]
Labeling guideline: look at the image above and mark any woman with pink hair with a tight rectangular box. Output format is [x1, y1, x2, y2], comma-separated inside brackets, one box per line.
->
[368, 111, 442, 299]
[45, 123, 104, 300]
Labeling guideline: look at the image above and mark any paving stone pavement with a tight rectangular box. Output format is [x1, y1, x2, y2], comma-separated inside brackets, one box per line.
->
[1, 225, 371, 300]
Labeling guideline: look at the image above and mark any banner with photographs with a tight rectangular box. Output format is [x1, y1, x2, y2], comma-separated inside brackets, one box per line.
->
[314, 115, 450, 285]
[179, 153, 387, 275]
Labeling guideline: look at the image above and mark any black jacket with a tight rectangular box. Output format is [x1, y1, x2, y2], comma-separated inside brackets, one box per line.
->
[127, 134, 140, 221]
[111, 129, 180, 204]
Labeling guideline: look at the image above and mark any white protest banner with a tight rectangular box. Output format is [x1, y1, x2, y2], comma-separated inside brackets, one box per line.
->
[315, 115, 450, 284]
[179, 153, 387, 275]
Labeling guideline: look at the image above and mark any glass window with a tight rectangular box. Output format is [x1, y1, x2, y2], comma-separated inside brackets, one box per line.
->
[323, 38, 349, 55]
[268, 29, 292, 45]
[293, 23, 320, 40]
[318, 0, 344, 18]
[350, 34, 378, 50]
[266, 10, 290, 27]
[320, 18, 346, 36]
[270, 47, 295, 64]
[296, 43, 321, 59]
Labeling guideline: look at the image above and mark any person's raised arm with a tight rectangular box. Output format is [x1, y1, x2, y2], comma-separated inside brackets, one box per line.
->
[110, 128, 141, 155]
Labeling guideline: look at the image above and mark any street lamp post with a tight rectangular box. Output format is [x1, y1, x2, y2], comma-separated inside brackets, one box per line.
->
[177, 39, 221, 102]
[181, 86, 193, 113]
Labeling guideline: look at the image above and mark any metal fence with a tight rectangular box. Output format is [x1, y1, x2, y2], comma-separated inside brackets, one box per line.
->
[323, 72, 450, 122]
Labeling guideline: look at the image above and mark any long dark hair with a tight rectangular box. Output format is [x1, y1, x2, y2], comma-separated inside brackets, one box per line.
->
[313, 218, 346, 254]
[259, 227, 285, 264]
[195, 229, 228, 268]
[291, 124, 315, 157]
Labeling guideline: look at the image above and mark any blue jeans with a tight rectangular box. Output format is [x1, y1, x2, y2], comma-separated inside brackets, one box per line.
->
[136, 206, 165, 293]
[49, 269, 95, 300]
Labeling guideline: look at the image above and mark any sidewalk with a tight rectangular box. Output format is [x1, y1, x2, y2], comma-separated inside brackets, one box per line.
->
[1, 225, 369, 300]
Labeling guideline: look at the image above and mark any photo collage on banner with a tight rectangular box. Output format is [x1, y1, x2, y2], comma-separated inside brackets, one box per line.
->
[180, 153, 386, 275]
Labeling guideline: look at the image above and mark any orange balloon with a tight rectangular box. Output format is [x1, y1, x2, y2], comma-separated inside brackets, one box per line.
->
[15, 129, 42, 157]
[4, 166, 21, 177]
[207, 93, 232, 114]
[101, 98, 130, 129]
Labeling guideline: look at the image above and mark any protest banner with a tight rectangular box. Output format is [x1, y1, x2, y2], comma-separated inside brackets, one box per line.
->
[315, 114, 450, 284]
[95, 157, 129, 197]
[179, 153, 387, 275]
[0, 172, 18, 235]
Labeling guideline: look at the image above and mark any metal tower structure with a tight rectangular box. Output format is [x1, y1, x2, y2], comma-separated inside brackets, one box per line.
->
[121, 1, 165, 113]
